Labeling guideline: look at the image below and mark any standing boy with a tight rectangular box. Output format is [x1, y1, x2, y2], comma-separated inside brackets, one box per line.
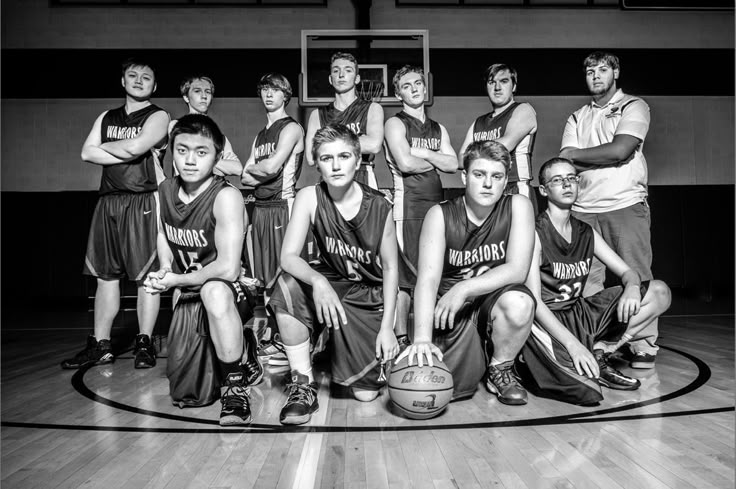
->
[304, 52, 384, 189]
[459, 64, 538, 211]
[170, 75, 242, 177]
[384, 65, 457, 346]
[62, 58, 169, 370]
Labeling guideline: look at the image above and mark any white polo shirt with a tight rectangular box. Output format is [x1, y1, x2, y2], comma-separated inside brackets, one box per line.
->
[561, 89, 650, 213]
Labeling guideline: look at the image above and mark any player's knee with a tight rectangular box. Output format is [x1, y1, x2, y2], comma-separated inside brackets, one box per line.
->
[352, 388, 379, 402]
[496, 292, 535, 330]
[200, 281, 232, 319]
[648, 280, 671, 313]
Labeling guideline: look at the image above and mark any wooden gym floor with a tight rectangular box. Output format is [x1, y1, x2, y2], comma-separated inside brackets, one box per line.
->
[1, 305, 734, 488]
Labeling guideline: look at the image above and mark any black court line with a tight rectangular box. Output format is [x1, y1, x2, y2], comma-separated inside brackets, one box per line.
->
[2, 345, 733, 434]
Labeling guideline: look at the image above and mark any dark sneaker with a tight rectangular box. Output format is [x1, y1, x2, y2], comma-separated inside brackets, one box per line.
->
[133, 334, 156, 369]
[60, 335, 114, 369]
[595, 350, 640, 390]
[258, 334, 289, 366]
[485, 360, 528, 405]
[279, 372, 319, 425]
[220, 371, 252, 426]
[631, 352, 656, 369]
[396, 335, 411, 354]
[242, 328, 264, 386]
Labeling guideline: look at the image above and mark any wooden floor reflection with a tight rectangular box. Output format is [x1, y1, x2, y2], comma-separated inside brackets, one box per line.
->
[2, 314, 733, 488]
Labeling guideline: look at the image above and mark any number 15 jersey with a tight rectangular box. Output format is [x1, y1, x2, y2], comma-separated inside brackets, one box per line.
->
[536, 212, 594, 310]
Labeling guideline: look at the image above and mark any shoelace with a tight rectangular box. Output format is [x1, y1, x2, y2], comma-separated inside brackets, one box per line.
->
[490, 365, 519, 387]
[284, 382, 315, 405]
[221, 385, 249, 410]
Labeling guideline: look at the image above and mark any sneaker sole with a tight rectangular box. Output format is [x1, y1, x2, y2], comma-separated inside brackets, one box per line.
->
[268, 357, 290, 367]
[598, 379, 640, 391]
[219, 414, 252, 426]
[485, 382, 528, 406]
[279, 406, 319, 425]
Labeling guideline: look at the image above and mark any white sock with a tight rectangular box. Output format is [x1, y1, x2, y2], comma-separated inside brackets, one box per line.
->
[284, 340, 314, 382]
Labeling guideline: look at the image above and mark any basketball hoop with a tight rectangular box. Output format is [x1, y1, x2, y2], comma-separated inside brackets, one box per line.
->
[358, 80, 384, 103]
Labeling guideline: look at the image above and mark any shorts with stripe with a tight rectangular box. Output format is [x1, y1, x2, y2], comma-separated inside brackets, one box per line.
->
[355, 163, 378, 190]
[269, 271, 385, 391]
[83, 191, 158, 283]
[438, 283, 536, 400]
[251, 199, 290, 288]
[520, 282, 649, 405]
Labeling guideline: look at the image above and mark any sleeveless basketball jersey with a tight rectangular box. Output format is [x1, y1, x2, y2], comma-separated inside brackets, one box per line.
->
[158, 176, 232, 283]
[312, 181, 391, 285]
[472, 102, 535, 183]
[99, 104, 167, 195]
[318, 98, 374, 164]
[536, 212, 594, 308]
[384, 111, 444, 221]
[439, 195, 513, 296]
[252, 117, 304, 201]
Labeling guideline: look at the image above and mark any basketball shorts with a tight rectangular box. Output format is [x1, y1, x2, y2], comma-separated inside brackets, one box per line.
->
[167, 279, 254, 408]
[269, 271, 385, 391]
[437, 283, 536, 400]
[396, 218, 424, 289]
[504, 180, 538, 216]
[519, 282, 650, 405]
[83, 191, 159, 283]
[251, 199, 290, 288]
[355, 163, 378, 190]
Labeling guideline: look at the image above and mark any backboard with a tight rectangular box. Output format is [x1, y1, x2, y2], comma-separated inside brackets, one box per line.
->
[299, 29, 431, 107]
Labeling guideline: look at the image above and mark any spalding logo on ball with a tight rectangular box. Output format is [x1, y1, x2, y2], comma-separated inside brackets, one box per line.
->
[388, 355, 454, 419]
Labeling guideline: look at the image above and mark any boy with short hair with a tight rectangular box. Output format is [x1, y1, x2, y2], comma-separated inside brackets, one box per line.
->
[144, 114, 261, 426]
[304, 52, 384, 189]
[62, 58, 169, 371]
[269, 124, 400, 425]
[399, 140, 536, 405]
[170, 75, 242, 177]
[384, 65, 457, 346]
[521, 157, 671, 405]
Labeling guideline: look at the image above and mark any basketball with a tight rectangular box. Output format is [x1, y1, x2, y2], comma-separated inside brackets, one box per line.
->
[387, 355, 454, 420]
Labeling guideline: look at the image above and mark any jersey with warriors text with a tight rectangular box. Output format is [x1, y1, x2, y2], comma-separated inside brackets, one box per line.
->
[159, 176, 233, 289]
[99, 104, 167, 195]
[384, 111, 444, 221]
[472, 102, 535, 184]
[252, 116, 304, 201]
[439, 195, 513, 296]
[536, 212, 594, 309]
[312, 181, 391, 285]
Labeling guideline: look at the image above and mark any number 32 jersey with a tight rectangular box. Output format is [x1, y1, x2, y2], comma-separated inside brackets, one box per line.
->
[536, 211, 594, 309]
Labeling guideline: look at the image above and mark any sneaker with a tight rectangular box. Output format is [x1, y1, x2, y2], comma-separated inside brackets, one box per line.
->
[396, 335, 411, 354]
[279, 372, 319, 425]
[133, 334, 156, 369]
[485, 360, 528, 405]
[595, 350, 640, 390]
[631, 352, 656, 369]
[220, 371, 252, 426]
[242, 328, 264, 386]
[60, 335, 114, 369]
[258, 334, 289, 366]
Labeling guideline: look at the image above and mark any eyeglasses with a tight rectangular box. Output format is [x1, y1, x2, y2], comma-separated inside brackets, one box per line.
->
[545, 175, 581, 187]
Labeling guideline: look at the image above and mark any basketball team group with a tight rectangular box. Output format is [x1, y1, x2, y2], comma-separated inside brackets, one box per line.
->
[61, 50, 672, 426]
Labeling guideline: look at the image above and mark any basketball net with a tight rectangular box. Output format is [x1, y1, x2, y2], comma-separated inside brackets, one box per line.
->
[358, 80, 384, 103]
